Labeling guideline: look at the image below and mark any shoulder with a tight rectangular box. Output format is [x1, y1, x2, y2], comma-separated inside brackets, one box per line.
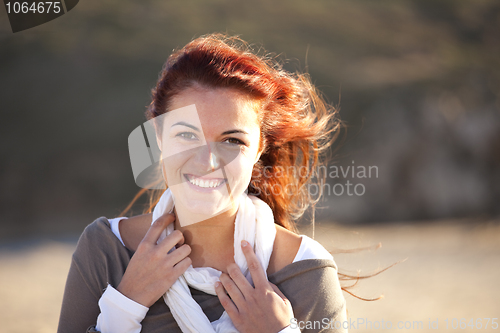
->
[75, 216, 115, 252]
[72, 216, 133, 268]
[267, 225, 336, 274]
[70, 217, 130, 290]
[294, 235, 335, 265]
[269, 233, 340, 289]
[267, 224, 302, 275]
[118, 213, 153, 251]
[69, 217, 142, 301]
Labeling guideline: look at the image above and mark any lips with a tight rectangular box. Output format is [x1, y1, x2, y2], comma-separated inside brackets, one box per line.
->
[185, 174, 225, 189]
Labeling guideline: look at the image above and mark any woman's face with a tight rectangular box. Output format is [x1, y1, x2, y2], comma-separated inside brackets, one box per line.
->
[156, 85, 262, 226]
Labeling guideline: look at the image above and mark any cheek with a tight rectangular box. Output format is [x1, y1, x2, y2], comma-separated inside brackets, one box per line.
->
[161, 149, 190, 177]
[224, 152, 257, 185]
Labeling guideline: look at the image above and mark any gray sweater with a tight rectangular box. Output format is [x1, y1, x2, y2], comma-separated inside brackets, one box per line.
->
[57, 217, 347, 333]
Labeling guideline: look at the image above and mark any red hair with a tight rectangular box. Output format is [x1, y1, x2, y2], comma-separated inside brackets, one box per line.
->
[121, 33, 340, 232]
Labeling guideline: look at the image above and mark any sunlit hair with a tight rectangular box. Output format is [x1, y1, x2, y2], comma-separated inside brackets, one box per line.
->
[120, 33, 395, 302]
[150, 33, 340, 232]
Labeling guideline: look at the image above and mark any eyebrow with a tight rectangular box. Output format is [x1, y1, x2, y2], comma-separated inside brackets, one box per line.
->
[171, 122, 248, 135]
[171, 122, 200, 132]
[222, 129, 248, 135]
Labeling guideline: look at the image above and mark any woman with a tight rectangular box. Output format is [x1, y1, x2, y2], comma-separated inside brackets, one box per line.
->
[58, 33, 347, 333]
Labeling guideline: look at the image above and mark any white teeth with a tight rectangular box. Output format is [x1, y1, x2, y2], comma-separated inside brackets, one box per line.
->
[188, 176, 222, 188]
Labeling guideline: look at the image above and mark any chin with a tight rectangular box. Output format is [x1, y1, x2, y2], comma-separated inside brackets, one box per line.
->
[168, 175, 248, 217]
[172, 190, 233, 216]
[190, 198, 225, 212]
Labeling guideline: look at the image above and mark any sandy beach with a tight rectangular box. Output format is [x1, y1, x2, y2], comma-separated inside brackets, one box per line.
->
[1, 219, 499, 333]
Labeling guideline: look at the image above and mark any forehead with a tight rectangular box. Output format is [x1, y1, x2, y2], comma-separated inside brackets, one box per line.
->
[168, 86, 261, 134]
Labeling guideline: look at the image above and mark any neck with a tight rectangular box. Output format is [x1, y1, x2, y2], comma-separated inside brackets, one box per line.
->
[173, 202, 238, 269]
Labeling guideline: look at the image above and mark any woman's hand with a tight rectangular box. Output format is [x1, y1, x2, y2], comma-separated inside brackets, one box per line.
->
[117, 213, 192, 308]
[215, 240, 294, 333]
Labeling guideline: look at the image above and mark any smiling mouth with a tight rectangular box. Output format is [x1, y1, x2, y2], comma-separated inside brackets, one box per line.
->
[185, 174, 226, 188]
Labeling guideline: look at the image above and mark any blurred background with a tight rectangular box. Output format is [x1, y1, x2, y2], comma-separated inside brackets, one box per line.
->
[1, 0, 499, 332]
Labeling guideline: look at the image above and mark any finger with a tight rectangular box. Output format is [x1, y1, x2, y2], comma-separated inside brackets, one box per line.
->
[142, 213, 176, 245]
[166, 244, 191, 266]
[175, 236, 185, 247]
[214, 280, 239, 317]
[171, 256, 192, 276]
[219, 272, 246, 309]
[226, 263, 254, 298]
[269, 282, 287, 301]
[240, 240, 268, 289]
[158, 229, 185, 252]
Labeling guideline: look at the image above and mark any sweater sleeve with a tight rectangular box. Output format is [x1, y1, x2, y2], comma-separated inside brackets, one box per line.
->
[57, 232, 102, 332]
[57, 217, 132, 333]
[301, 261, 347, 333]
[269, 259, 348, 333]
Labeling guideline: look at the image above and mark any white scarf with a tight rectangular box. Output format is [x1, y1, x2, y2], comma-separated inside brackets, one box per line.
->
[151, 188, 277, 333]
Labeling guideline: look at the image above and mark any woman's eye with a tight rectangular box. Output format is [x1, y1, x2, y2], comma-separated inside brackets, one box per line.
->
[177, 132, 197, 140]
[223, 137, 245, 145]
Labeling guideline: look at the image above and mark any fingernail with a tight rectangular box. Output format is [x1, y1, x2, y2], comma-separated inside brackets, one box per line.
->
[241, 240, 248, 247]
[214, 281, 221, 288]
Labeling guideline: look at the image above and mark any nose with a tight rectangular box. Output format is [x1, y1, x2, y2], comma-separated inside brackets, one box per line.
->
[209, 149, 220, 171]
[195, 142, 221, 173]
